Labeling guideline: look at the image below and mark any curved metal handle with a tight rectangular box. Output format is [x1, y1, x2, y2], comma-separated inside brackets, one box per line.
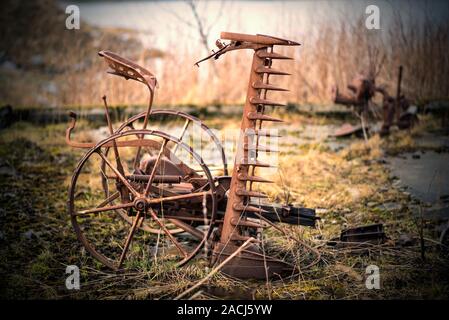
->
[66, 112, 95, 149]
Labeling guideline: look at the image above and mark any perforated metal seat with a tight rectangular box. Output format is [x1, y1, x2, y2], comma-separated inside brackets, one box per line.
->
[98, 50, 157, 91]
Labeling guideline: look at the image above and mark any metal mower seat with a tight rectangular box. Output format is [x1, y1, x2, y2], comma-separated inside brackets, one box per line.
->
[98, 50, 157, 91]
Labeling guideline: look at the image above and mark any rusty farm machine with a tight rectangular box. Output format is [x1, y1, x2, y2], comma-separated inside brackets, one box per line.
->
[332, 66, 418, 138]
[66, 32, 320, 279]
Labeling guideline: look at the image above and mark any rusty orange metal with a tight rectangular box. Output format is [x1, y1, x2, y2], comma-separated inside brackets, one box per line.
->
[66, 32, 319, 278]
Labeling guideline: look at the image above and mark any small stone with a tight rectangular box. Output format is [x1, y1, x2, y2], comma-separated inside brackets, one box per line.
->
[30, 54, 44, 67]
[367, 201, 377, 208]
[0, 165, 18, 177]
[396, 234, 416, 247]
[0, 60, 17, 71]
[383, 202, 402, 211]
[43, 82, 58, 94]
[23, 230, 35, 240]
[392, 180, 402, 188]
[348, 187, 361, 201]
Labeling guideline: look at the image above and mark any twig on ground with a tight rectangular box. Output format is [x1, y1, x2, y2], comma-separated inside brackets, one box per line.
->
[174, 237, 255, 300]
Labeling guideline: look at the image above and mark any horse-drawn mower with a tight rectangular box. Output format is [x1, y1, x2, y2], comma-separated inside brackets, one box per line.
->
[66, 32, 320, 279]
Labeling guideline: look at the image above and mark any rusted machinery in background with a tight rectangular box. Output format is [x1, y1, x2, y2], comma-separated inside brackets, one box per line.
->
[332, 73, 376, 110]
[66, 32, 320, 279]
[375, 66, 418, 135]
[332, 72, 377, 138]
[332, 66, 418, 137]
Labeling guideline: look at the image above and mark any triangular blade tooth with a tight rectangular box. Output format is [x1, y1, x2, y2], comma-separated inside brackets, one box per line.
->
[230, 217, 266, 228]
[247, 112, 284, 122]
[252, 81, 289, 92]
[257, 52, 293, 60]
[233, 203, 269, 213]
[236, 189, 268, 198]
[237, 173, 274, 183]
[250, 97, 286, 107]
[255, 67, 291, 76]
[239, 159, 273, 167]
[244, 144, 279, 152]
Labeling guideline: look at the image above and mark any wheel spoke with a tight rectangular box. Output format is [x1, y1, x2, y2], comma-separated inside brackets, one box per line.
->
[74, 202, 134, 216]
[97, 151, 139, 197]
[96, 191, 120, 208]
[144, 139, 168, 196]
[148, 208, 188, 258]
[132, 133, 144, 170]
[172, 119, 190, 155]
[168, 219, 204, 240]
[102, 96, 126, 176]
[118, 211, 143, 268]
[132, 93, 154, 169]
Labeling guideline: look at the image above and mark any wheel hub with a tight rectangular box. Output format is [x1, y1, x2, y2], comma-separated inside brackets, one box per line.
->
[133, 197, 148, 212]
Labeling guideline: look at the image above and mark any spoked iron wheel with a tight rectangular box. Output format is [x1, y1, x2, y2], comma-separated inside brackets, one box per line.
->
[68, 129, 217, 270]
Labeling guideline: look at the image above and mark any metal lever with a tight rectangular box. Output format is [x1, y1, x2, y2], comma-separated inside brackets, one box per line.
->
[194, 42, 231, 67]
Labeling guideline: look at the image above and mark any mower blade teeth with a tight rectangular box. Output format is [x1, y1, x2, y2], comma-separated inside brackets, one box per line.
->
[255, 67, 291, 76]
[257, 52, 293, 60]
[244, 144, 279, 152]
[230, 217, 266, 228]
[236, 189, 268, 198]
[233, 203, 269, 213]
[238, 173, 274, 183]
[252, 81, 289, 92]
[247, 112, 283, 122]
[250, 97, 286, 107]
